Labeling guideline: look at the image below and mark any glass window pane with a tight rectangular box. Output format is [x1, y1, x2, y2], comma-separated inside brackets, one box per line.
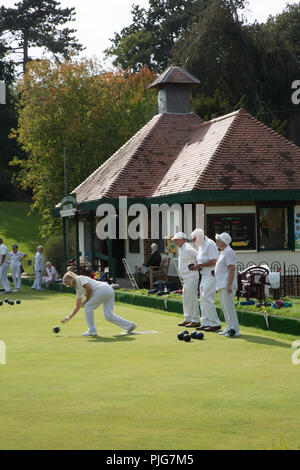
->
[259, 208, 288, 249]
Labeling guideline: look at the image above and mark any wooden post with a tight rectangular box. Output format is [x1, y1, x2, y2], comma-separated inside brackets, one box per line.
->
[90, 211, 95, 271]
[75, 214, 80, 274]
[62, 217, 68, 274]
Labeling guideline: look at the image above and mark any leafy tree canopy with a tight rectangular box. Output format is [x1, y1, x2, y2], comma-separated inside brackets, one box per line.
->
[105, 0, 247, 72]
[10, 59, 157, 236]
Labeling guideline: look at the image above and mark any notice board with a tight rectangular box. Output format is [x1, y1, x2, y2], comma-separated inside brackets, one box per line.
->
[206, 213, 256, 250]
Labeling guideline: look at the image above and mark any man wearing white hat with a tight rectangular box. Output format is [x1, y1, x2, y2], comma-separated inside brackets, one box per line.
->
[190, 228, 221, 332]
[172, 232, 201, 327]
[215, 232, 239, 337]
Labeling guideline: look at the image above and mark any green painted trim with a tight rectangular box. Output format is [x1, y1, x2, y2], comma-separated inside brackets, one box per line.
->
[66, 189, 300, 215]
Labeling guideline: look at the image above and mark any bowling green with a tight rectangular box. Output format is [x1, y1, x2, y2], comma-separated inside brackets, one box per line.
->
[0, 286, 299, 450]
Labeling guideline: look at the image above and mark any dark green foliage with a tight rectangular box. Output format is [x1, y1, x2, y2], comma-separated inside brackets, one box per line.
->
[105, 0, 246, 72]
[0, 0, 84, 73]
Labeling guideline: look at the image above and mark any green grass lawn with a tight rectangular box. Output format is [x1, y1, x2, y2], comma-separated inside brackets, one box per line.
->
[0, 202, 42, 262]
[0, 286, 300, 450]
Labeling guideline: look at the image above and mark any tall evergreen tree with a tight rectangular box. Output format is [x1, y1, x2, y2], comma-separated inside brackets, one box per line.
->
[0, 0, 84, 73]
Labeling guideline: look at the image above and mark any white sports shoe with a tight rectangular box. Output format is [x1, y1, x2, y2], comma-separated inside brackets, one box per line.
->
[218, 330, 229, 335]
[125, 323, 137, 334]
[81, 331, 98, 336]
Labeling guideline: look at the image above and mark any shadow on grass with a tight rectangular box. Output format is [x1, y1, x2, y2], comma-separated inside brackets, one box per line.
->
[86, 335, 136, 343]
[239, 334, 291, 349]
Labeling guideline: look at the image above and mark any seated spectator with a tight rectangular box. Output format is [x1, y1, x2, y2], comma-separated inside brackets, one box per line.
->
[43, 261, 59, 288]
[134, 243, 161, 288]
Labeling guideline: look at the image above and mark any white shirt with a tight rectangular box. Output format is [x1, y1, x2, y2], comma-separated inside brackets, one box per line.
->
[34, 251, 45, 271]
[196, 237, 218, 275]
[75, 276, 109, 299]
[9, 251, 25, 266]
[46, 266, 58, 281]
[178, 242, 199, 280]
[0, 244, 9, 266]
[215, 245, 237, 291]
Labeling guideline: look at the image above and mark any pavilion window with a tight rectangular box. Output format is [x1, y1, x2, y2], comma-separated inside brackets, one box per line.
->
[258, 207, 290, 250]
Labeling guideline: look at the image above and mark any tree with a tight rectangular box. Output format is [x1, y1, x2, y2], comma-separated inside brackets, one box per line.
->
[105, 0, 247, 72]
[173, 0, 257, 112]
[171, 0, 300, 137]
[10, 59, 157, 237]
[0, 0, 84, 74]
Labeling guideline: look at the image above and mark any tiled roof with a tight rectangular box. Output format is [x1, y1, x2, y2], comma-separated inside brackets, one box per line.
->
[149, 66, 200, 89]
[73, 108, 300, 204]
[73, 113, 204, 203]
[195, 108, 300, 191]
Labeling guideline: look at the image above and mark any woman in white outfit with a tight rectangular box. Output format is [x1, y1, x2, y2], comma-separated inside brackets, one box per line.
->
[32, 245, 45, 291]
[0, 238, 11, 293]
[9, 244, 27, 292]
[215, 232, 240, 337]
[190, 228, 221, 332]
[43, 261, 59, 287]
[61, 271, 137, 336]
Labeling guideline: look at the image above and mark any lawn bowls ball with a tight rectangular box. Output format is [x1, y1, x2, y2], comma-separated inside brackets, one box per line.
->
[16, 300, 21, 304]
[52, 326, 60, 334]
[196, 332, 204, 340]
[8, 300, 14, 305]
[0, 300, 3, 306]
[4, 298, 9, 303]
[177, 329, 189, 341]
[228, 329, 236, 337]
[183, 334, 191, 342]
[191, 331, 198, 339]
[188, 263, 195, 270]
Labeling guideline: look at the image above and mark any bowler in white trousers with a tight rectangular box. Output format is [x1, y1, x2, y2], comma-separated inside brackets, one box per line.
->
[0, 238, 11, 293]
[9, 244, 27, 292]
[32, 245, 45, 291]
[191, 229, 221, 332]
[61, 271, 137, 336]
[172, 232, 201, 328]
[215, 232, 240, 337]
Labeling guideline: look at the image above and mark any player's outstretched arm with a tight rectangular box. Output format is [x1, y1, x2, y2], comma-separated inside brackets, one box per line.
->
[61, 297, 83, 323]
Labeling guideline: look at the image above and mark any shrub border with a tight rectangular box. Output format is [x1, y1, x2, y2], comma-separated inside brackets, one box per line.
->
[22, 278, 300, 336]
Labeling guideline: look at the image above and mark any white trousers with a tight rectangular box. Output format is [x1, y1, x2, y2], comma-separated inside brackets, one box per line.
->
[182, 277, 200, 323]
[199, 274, 221, 327]
[218, 288, 240, 334]
[32, 270, 43, 290]
[42, 276, 52, 288]
[0, 264, 11, 292]
[11, 263, 22, 289]
[83, 283, 134, 334]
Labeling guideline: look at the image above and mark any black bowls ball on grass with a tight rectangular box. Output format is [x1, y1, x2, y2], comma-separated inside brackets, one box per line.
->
[191, 331, 204, 340]
[183, 333, 191, 342]
[177, 329, 189, 341]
